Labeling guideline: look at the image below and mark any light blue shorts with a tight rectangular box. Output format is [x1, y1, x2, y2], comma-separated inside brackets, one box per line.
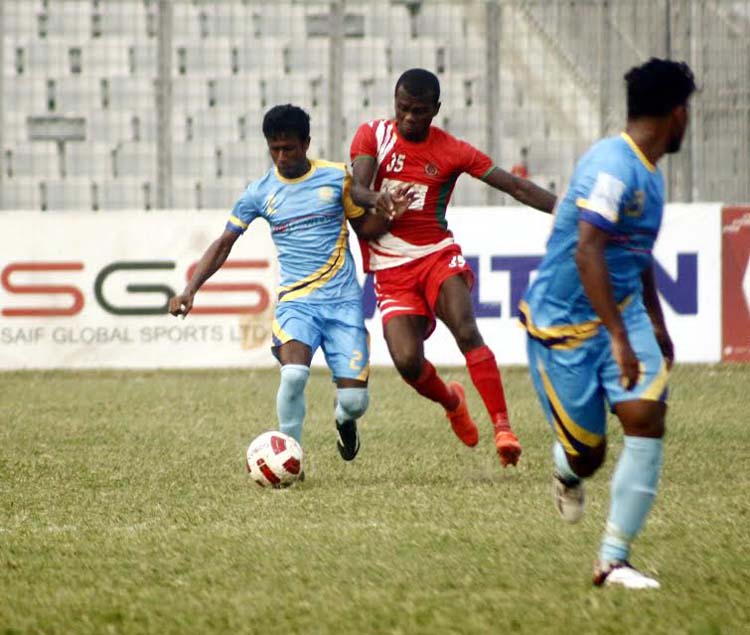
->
[272, 299, 369, 382]
[526, 302, 669, 456]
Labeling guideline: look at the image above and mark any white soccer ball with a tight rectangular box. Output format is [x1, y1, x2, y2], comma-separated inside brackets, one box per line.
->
[246, 430, 304, 488]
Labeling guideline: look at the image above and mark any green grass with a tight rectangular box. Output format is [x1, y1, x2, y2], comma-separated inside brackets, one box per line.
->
[1, 364, 749, 635]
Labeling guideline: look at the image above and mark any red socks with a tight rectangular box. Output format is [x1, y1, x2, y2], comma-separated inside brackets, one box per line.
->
[405, 360, 459, 411]
[465, 345, 511, 432]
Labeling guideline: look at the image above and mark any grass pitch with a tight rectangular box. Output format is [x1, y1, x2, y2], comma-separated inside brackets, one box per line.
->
[1, 364, 749, 635]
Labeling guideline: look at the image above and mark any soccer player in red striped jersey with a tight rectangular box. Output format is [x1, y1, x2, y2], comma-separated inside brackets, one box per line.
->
[349, 68, 556, 467]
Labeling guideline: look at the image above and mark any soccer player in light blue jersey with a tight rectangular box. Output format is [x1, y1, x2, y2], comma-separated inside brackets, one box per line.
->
[169, 105, 409, 463]
[520, 59, 696, 589]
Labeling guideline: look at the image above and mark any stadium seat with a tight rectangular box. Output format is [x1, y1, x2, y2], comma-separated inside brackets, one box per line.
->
[84, 38, 131, 76]
[53, 77, 100, 115]
[172, 178, 200, 209]
[66, 142, 113, 178]
[87, 110, 136, 144]
[1, 178, 42, 210]
[104, 76, 154, 110]
[95, 178, 151, 211]
[128, 42, 157, 76]
[172, 142, 220, 179]
[282, 40, 329, 75]
[415, 3, 472, 42]
[112, 141, 156, 178]
[173, 40, 232, 77]
[6, 143, 60, 179]
[182, 109, 247, 144]
[38, 2, 91, 40]
[253, 4, 308, 39]
[93, 1, 149, 39]
[40, 178, 94, 211]
[196, 179, 249, 210]
[221, 142, 273, 179]
[4, 77, 49, 121]
[3, 112, 29, 145]
[24, 39, 71, 76]
[363, 3, 411, 40]
[3, 1, 37, 37]
[206, 76, 262, 111]
[260, 74, 315, 111]
[195, 4, 255, 39]
[232, 40, 286, 75]
[343, 39, 388, 78]
[387, 38, 444, 75]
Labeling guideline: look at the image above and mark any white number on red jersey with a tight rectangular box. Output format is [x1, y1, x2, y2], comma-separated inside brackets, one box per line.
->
[386, 153, 405, 173]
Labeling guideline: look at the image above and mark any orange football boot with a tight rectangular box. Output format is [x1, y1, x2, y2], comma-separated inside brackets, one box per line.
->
[493, 414, 522, 467]
[445, 382, 479, 447]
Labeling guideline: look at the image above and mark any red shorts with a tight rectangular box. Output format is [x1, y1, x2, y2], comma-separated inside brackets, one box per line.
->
[373, 244, 474, 338]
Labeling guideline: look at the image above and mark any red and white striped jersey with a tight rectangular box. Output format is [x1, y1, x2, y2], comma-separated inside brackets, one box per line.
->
[350, 119, 495, 272]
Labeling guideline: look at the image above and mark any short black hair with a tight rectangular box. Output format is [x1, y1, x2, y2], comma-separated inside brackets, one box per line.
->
[395, 68, 441, 104]
[262, 104, 310, 141]
[625, 58, 696, 119]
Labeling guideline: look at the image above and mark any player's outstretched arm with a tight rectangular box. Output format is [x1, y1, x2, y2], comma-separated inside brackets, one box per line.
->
[168, 229, 239, 318]
[576, 221, 640, 390]
[482, 167, 557, 213]
[642, 264, 674, 368]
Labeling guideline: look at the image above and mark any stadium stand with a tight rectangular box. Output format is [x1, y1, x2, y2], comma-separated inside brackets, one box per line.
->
[1, 0, 747, 210]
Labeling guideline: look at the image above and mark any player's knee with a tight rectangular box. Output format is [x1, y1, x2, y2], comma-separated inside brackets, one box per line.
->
[279, 364, 310, 398]
[451, 322, 483, 351]
[390, 350, 423, 381]
[336, 387, 369, 421]
[616, 401, 666, 438]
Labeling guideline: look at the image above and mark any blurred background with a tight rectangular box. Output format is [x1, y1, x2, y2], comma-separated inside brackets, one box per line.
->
[1, 0, 748, 212]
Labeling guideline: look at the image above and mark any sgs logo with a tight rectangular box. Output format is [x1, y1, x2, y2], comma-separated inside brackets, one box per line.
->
[0, 260, 273, 317]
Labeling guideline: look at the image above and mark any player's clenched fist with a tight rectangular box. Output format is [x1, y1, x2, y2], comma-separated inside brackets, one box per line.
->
[168, 292, 194, 317]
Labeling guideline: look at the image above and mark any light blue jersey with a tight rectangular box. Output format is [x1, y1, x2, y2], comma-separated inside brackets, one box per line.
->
[521, 132, 665, 343]
[521, 133, 669, 453]
[227, 159, 365, 304]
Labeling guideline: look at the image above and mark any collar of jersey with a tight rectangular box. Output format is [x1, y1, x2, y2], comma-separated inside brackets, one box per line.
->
[275, 160, 317, 184]
[620, 132, 656, 173]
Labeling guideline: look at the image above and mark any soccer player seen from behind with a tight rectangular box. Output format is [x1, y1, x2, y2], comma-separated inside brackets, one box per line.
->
[520, 58, 696, 588]
[169, 105, 410, 462]
[349, 68, 556, 468]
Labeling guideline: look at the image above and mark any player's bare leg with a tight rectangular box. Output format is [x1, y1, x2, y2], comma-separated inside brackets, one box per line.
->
[436, 275, 521, 466]
[553, 439, 606, 523]
[384, 315, 478, 446]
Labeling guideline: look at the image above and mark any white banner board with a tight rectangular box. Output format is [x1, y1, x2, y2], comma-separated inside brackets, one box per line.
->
[0, 205, 721, 369]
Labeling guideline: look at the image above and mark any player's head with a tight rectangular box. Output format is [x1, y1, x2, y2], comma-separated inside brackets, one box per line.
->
[625, 58, 696, 153]
[393, 68, 441, 141]
[262, 104, 311, 178]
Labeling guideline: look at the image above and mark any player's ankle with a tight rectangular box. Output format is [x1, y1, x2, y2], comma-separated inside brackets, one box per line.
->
[492, 413, 511, 433]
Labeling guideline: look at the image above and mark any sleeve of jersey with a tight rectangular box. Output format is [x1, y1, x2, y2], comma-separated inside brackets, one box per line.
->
[349, 122, 377, 163]
[226, 186, 259, 234]
[576, 169, 630, 234]
[342, 170, 365, 220]
[459, 141, 495, 179]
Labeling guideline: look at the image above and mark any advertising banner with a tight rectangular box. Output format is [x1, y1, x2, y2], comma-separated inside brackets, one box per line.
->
[721, 206, 750, 361]
[0, 205, 722, 370]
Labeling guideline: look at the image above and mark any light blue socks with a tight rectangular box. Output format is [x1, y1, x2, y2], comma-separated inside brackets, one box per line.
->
[335, 387, 369, 425]
[600, 435, 663, 563]
[553, 441, 580, 484]
[276, 364, 310, 443]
